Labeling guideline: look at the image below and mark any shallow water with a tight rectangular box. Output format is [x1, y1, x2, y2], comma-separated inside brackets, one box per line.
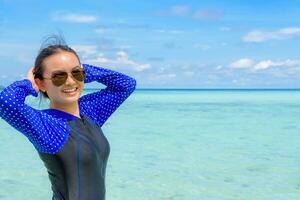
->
[0, 89, 299, 200]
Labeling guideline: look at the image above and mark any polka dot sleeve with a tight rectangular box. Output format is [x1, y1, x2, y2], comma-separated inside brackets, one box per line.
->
[0, 79, 70, 154]
[79, 64, 137, 127]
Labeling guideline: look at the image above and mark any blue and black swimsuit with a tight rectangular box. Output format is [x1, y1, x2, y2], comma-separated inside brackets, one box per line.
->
[0, 64, 136, 200]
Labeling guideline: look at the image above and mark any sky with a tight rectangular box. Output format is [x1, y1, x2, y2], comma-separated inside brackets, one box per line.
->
[1, 0, 300, 88]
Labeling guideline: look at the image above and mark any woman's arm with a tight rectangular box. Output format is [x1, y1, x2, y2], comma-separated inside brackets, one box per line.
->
[0, 79, 70, 154]
[79, 64, 137, 127]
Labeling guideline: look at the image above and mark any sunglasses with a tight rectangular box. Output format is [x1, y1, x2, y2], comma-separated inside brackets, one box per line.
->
[43, 68, 86, 87]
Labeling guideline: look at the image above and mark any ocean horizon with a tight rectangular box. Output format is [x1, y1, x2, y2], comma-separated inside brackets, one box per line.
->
[3, 84, 300, 91]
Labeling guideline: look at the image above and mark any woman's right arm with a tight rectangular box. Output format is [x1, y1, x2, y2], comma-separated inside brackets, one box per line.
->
[0, 79, 69, 154]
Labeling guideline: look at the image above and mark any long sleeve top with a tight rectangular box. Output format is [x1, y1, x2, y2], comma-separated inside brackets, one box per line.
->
[0, 64, 137, 200]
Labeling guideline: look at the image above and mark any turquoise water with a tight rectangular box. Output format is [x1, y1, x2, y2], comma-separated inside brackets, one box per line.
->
[0, 89, 299, 200]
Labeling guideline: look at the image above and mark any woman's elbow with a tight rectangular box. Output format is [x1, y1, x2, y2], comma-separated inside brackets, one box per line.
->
[127, 77, 137, 93]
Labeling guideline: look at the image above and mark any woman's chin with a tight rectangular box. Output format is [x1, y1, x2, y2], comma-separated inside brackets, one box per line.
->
[57, 94, 80, 105]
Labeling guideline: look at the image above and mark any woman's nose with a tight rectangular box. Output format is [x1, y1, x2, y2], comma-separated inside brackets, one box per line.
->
[65, 73, 76, 85]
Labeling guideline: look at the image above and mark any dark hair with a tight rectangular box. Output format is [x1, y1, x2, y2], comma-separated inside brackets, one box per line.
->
[34, 35, 81, 99]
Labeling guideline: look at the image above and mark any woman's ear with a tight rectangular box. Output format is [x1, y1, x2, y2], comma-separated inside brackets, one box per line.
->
[34, 78, 46, 92]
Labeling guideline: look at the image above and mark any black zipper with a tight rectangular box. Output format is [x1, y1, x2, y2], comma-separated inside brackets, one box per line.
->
[73, 120, 81, 200]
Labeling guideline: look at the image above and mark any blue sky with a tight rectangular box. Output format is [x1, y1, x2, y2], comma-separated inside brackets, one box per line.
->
[1, 0, 300, 88]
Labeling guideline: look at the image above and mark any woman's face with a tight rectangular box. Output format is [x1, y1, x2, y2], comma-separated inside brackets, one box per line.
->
[39, 51, 84, 106]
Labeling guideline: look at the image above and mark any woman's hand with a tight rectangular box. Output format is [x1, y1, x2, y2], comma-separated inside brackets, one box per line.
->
[27, 67, 40, 92]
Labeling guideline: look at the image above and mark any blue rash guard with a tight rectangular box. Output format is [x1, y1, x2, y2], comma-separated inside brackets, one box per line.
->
[0, 64, 136, 200]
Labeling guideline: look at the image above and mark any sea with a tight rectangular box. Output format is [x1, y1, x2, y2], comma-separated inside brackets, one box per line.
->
[0, 89, 299, 200]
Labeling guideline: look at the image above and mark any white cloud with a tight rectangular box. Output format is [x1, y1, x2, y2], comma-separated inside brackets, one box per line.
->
[243, 30, 279, 42]
[216, 65, 223, 70]
[52, 12, 97, 23]
[254, 60, 274, 70]
[170, 5, 190, 16]
[193, 9, 220, 20]
[156, 6, 220, 21]
[230, 58, 254, 69]
[278, 27, 300, 35]
[119, 51, 151, 71]
[254, 59, 300, 70]
[94, 28, 106, 33]
[154, 29, 184, 34]
[156, 5, 190, 16]
[230, 58, 300, 71]
[87, 51, 150, 72]
[72, 45, 98, 59]
[219, 27, 231, 31]
[72, 45, 150, 71]
[243, 27, 300, 42]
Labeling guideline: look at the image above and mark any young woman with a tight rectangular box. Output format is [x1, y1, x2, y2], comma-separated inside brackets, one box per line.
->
[0, 42, 136, 200]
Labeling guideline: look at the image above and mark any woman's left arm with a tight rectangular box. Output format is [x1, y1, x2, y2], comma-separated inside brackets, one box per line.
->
[79, 64, 136, 127]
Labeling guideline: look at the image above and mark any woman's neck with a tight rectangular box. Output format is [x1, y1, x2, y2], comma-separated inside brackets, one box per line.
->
[50, 101, 80, 118]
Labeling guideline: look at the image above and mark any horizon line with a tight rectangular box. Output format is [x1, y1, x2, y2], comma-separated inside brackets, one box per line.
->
[2, 86, 300, 91]
[84, 87, 300, 90]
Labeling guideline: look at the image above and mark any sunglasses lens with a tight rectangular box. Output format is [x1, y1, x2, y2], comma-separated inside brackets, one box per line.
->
[71, 69, 85, 82]
[52, 72, 68, 86]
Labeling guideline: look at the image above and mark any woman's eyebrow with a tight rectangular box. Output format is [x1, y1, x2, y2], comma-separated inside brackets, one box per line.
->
[72, 65, 81, 69]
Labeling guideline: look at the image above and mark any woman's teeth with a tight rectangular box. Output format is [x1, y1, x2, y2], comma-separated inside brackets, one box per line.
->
[63, 88, 77, 93]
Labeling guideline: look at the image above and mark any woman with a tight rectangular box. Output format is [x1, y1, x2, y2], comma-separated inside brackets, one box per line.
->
[0, 41, 136, 200]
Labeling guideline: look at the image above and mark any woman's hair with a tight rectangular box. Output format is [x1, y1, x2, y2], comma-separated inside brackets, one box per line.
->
[34, 34, 81, 99]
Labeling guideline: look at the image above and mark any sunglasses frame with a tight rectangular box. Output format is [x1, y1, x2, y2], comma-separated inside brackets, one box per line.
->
[43, 68, 86, 87]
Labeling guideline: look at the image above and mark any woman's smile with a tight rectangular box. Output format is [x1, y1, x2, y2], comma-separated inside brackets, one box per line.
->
[62, 87, 79, 95]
